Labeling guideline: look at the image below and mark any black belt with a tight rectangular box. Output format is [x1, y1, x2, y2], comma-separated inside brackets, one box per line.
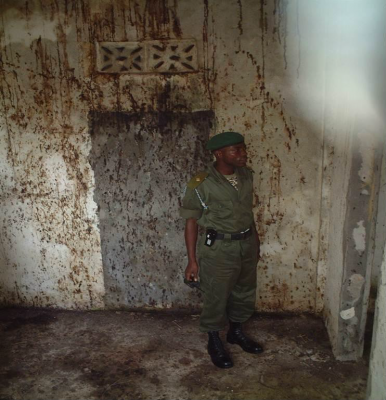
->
[214, 229, 252, 241]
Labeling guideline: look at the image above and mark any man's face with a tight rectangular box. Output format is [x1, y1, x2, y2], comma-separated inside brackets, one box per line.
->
[215, 142, 248, 167]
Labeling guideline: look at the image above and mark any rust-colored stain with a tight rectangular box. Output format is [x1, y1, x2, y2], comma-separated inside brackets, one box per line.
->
[202, 0, 214, 109]
[272, 0, 289, 68]
[142, 0, 183, 39]
[0, 1, 191, 308]
[236, 0, 243, 36]
[260, 282, 291, 310]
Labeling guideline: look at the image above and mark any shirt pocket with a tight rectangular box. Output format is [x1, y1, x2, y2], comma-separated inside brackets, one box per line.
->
[210, 200, 234, 219]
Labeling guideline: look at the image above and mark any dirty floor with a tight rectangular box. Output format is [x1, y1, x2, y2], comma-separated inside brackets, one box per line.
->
[0, 308, 369, 400]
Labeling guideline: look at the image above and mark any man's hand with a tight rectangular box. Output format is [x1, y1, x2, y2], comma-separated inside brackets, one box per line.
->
[184, 218, 199, 281]
[185, 261, 199, 281]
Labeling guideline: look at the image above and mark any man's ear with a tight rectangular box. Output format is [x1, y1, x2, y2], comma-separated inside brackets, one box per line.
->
[214, 149, 222, 159]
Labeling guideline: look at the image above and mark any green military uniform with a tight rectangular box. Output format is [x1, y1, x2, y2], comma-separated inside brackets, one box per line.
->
[180, 163, 258, 332]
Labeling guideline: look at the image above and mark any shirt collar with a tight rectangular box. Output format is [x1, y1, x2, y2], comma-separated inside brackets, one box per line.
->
[208, 163, 244, 183]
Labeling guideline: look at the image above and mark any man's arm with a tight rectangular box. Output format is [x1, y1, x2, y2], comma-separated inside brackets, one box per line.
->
[184, 218, 199, 281]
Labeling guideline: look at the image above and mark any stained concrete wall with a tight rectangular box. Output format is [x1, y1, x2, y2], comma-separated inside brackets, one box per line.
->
[0, 0, 384, 323]
[0, 0, 328, 311]
[367, 241, 386, 400]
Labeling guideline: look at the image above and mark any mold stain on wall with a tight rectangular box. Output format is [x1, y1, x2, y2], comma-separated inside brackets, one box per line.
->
[89, 111, 213, 309]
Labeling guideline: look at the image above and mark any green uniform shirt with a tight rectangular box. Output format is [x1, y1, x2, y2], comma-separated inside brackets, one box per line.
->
[180, 163, 255, 233]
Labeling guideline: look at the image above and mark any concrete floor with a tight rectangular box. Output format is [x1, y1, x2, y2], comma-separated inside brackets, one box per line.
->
[0, 308, 369, 400]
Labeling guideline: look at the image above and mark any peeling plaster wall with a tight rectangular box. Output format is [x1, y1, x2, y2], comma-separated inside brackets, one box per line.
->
[0, 1, 382, 313]
[338, 127, 383, 360]
[367, 241, 386, 400]
[319, 1, 386, 359]
[371, 148, 386, 305]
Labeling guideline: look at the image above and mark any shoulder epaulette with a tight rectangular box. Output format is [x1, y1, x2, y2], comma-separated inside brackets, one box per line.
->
[187, 172, 209, 189]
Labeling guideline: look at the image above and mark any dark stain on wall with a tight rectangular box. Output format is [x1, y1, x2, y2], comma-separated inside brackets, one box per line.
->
[89, 111, 213, 309]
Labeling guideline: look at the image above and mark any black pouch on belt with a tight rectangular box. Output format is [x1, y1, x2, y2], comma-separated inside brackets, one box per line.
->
[205, 228, 217, 247]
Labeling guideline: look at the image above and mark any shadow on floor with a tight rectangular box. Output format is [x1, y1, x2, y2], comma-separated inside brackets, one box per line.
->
[0, 308, 368, 400]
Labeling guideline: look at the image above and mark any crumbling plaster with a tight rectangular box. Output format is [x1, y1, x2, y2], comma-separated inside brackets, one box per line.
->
[319, 0, 386, 360]
[371, 148, 386, 300]
[367, 240, 386, 400]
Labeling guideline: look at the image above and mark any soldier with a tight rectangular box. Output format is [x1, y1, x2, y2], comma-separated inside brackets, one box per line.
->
[180, 131, 263, 369]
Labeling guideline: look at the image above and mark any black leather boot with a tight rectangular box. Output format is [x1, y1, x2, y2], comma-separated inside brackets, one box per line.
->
[227, 321, 263, 354]
[207, 331, 233, 369]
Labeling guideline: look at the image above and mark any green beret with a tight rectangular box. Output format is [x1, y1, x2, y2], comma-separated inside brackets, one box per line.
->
[206, 131, 245, 151]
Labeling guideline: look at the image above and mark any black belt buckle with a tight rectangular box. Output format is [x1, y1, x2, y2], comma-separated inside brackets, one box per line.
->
[205, 228, 217, 247]
[231, 229, 251, 240]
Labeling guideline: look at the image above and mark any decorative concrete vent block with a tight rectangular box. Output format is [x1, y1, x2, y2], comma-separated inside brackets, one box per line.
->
[96, 42, 145, 73]
[146, 40, 198, 73]
[96, 40, 198, 74]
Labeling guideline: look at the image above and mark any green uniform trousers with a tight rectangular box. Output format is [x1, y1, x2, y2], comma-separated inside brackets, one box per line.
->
[198, 231, 258, 332]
